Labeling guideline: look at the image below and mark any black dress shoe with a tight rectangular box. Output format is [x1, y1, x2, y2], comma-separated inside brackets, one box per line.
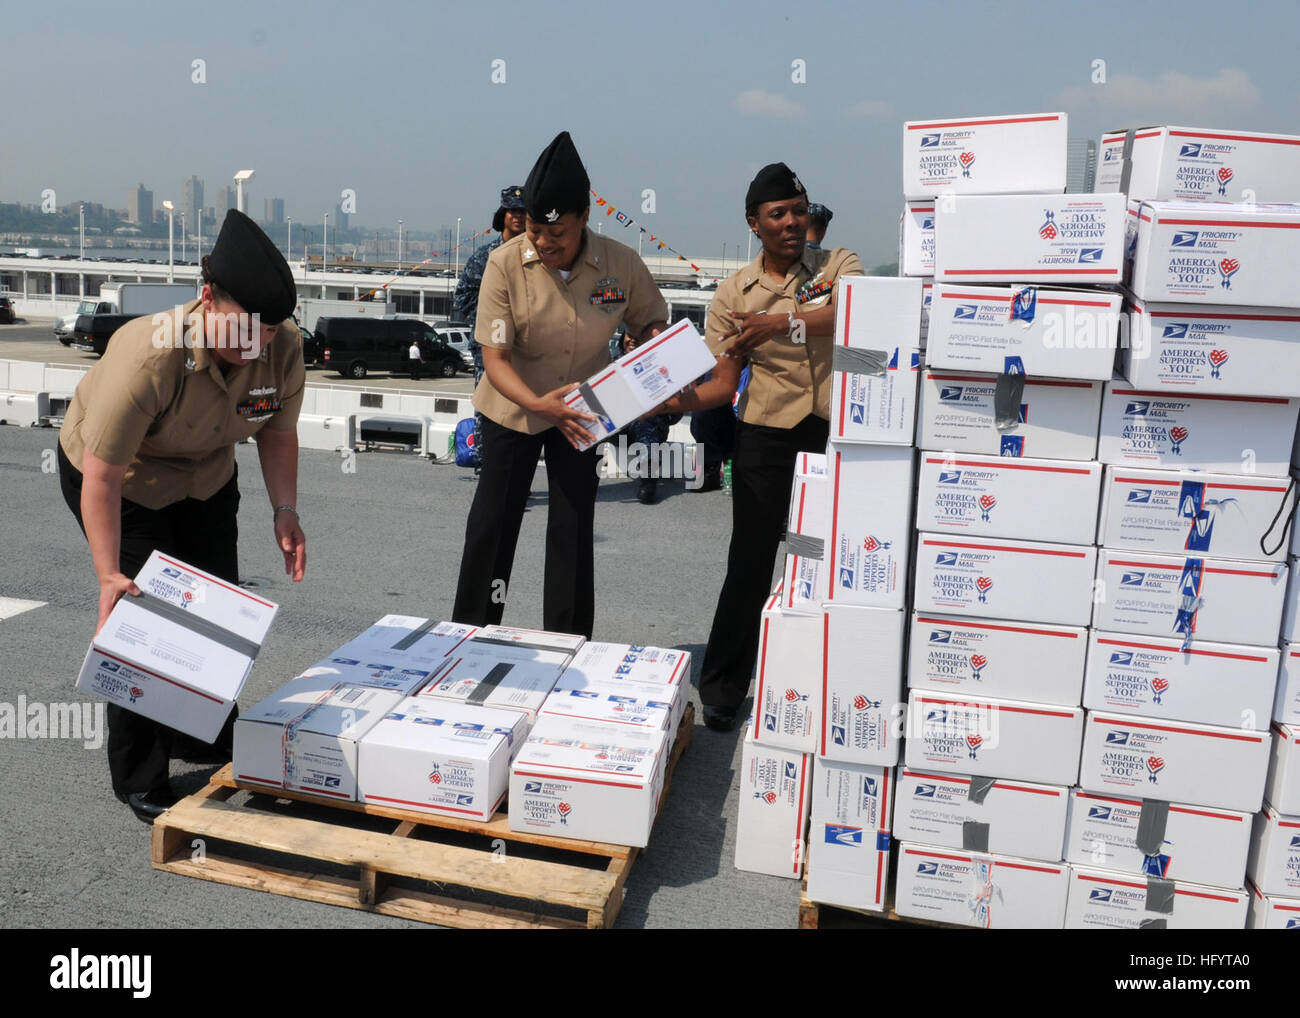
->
[702, 705, 738, 732]
[693, 464, 722, 493]
[636, 478, 658, 505]
[116, 788, 180, 826]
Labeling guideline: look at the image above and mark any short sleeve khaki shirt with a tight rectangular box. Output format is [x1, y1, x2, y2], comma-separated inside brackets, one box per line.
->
[705, 246, 863, 428]
[59, 299, 306, 509]
[473, 229, 668, 434]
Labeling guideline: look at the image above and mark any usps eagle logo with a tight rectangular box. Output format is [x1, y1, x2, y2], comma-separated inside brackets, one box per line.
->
[978, 494, 997, 522]
[863, 535, 892, 553]
[1039, 210, 1058, 240]
[1150, 677, 1169, 704]
[975, 576, 994, 603]
[1147, 756, 1165, 783]
[1168, 426, 1189, 455]
[1217, 166, 1234, 195]
[557, 801, 572, 824]
[966, 734, 983, 760]
[959, 151, 976, 177]
[970, 654, 987, 681]
[1219, 258, 1239, 289]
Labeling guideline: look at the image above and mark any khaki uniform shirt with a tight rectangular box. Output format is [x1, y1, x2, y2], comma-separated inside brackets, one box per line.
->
[473, 229, 668, 434]
[59, 299, 306, 509]
[705, 246, 863, 428]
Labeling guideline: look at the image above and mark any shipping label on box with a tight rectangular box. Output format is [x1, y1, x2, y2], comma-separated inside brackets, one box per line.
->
[916, 452, 1101, 545]
[735, 730, 812, 879]
[1246, 881, 1300, 929]
[752, 596, 823, 752]
[1079, 711, 1271, 812]
[1277, 644, 1300, 725]
[1266, 722, 1300, 815]
[830, 277, 920, 445]
[895, 843, 1069, 929]
[900, 201, 935, 276]
[1093, 550, 1287, 647]
[1130, 201, 1300, 307]
[1121, 126, 1300, 204]
[1123, 300, 1300, 398]
[332, 617, 478, 669]
[934, 193, 1126, 285]
[806, 759, 893, 911]
[902, 112, 1068, 199]
[927, 285, 1122, 380]
[1065, 865, 1248, 929]
[1085, 631, 1278, 730]
[820, 605, 905, 765]
[823, 444, 914, 608]
[76, 551, 278, 743]
[894, 768, 1069, 862]
[918, 370, 1102, 459]
[914, 533, 1097, 626]
[1097, 384, 1299, 474]
[909, 612, 1087, 705]
[1064, 789, 1252, 889]
[1247, 805, 1300, 897]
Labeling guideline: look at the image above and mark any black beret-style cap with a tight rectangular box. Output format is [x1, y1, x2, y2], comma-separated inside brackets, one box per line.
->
[745, 162, 807, 217]
[523, 132, 591, 224]
[207, 209, 296, 323]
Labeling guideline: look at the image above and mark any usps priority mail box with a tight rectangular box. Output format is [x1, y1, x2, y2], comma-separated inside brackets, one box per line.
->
[920, 280, 933, 347]
[1247, 804, 1300, 897]
[806, 759, 893, 911]
[781, 457, 829, 616]
[895, 843, 1069, 929]
[420, 649, 561, 725]
[552, 672, 685, 738]
[356, 698, 527, 821]
[735, 728, 813, 880]
[902, 112, 1068, 199]
[1129, 200, 1300, 307]
[1084, 630, 1279, 730]
[1266, 722, 1300, 815]
[918, 369, 1102, 460]
[1065, 865, 1248, 929]
[1121, 126, 1300, 204]
[933, 193, 1126, 286]
[1064, 789, 1252, 889]
[1079, 711, 1271, 813]
[1122, 299, 1300, 398]
[1276, 644, 1300, 725]
[1093, 130, 1127, 193]
[1246, 881, 1300, 929]
[909, 611, 1087, 706]
[823, 444, 914, 609]
[76, 551, 277, 743]
[233, 677, 405, 801]
[1097, 383, 1299, 475]
[752, 595, 823, 753]
[331, 617, 477, 670]
[557, 641, 690, 688]
[905, 689, 1085, 786]
[295, 655, 438, 697]
[894, 767, 1069, 862]
[1092, 550, 1287, 647]
[829, 277, 920, 445]
[538, 683, 673, 737]
[900, 201, 935, 276]
[1279, 558, 1300, 645]
[927, 285, 1122, 381]
[916, 452, 1102, 546]
[820, 604, 905, 766]
[913, 532, 1097, 626]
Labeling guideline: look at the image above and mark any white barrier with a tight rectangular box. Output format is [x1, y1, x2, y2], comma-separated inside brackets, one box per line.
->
[0, 391, 50, 427]
[297, 413, 357, 452]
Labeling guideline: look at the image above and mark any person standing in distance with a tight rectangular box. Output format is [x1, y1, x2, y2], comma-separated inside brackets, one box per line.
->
[408, 334, 423, 380]
[58, 209, 307, 823]
[806, 202, 833, 250]
[452, 132, 667, 638]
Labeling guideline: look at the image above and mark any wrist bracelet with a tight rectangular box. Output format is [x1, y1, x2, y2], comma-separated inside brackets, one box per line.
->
[274, 504, 299, 521]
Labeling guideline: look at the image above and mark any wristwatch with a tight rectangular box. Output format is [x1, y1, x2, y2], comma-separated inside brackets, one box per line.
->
[274, 504, 299, 522]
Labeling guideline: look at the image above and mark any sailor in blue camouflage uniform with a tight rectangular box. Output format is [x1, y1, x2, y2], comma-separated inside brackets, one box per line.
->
[806, 203, 833, 251]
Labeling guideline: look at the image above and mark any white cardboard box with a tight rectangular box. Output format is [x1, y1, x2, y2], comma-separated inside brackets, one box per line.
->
[1084, 631, 1279, 730]
[735, 729, 813, 879]
[1246, 881, 1300, 929]
[1097, 383, 1299, 475]
[1122, 299, 1300, 397]
[1129, 200, 1300, 307]
[822, 444, 914, 609]
[1092, 550, 1287, 647]
[295, 655, 438, 697]
[909, 611, 1088, 706]
[1079, 710, 1271, 812]
[914, 532, 1097, 626]
[466, 625, 585, 662]
[899, 201, 935, 276]
[819, 604, 905, 765]
[781, 456, 829, 616]
[782, 554, 823, 618]
[829, 277, 920, 446]
[752, 596, 823, 752]
[905, 690, 1084, 785]
[76, 551, 277, 743]
[332, 617, 478, 669]
[927, 285, 1122, 380]
[1065, 864, 1248, 929]
[1064, 789, 1252, 888]
[1276, 644, 1300, 725]
[233, 677, 405, 801]
[894, 767, 1069, 862]
[1281, 563, 1300, 644]
[538, 683, 674, 737]
[419, 647, 563, 724]
[920, 280, 933, 347]
[1266, 722, 1300, 815]
[1247, 804, 1300, 897]
[806, 759, 893, 911]
[1098, 466, 1293, 562]
[902, 112, 1068, 199]
[916, 452, 1102, 545]
[934, 193, 1126, 285]
[1122, 126, 1300, 204]
[918, 369, 1102, 460]
[895, 843, 1069, 929]
[356, 698, 527, 821]
[1094, 130, 1126, 193]
[557, 641, 691, 688]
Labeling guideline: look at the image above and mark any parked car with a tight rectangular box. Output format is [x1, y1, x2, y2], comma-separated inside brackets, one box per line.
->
[0, 297, 15, 324]
[70, 313, 139, 356]
[434, 323, 475, 369]
[298, 324, 320, 366]
[316, 317, 462, 379]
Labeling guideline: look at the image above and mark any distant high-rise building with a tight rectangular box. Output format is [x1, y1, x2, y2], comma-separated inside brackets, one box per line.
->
[214, 185, 235, 221]
[334, 204, 350, 233]
[1067, 138, 1098, 194]
[265, 197, 285, 226]
[183, 176, 204, 230]
[128, 184, 153, 225]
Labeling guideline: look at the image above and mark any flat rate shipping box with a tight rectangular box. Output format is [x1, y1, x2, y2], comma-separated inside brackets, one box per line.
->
[295, 655, 437, 697]
[805, 759, 893, 911]
[894, 767, 1069, 862]
[1266, 722, 1300, 815]
[781, 453, 828, 617]
[1094, 130, 1126, 193]
[331, 617, 477, 670]
[902, 112, 1068, 199]
[537, 683, 674, 738]
[823, 444, 914, 609]
[734, 728, 813, 879]
[820, 604, 905, 766]
[752, 596, 823, 753]
[829, 277, 920, 445]
[77, 551, 277, 743]
[1246, 804, 1300, 897]
[1277, 645, 1300, 726]
[1246, 882, 1300, 929]
[1119, 126, 1300, 204]
[556, 641, 691, 689]
[895, 842, 1069, 929]
[1063, 789, 1252, 889]
[899, 201, 934, 276]
[1278, 561, 1300, 644]
[1064, 865, 1248, 930]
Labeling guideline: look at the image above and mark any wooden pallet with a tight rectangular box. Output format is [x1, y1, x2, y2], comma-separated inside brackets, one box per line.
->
[151, 706, 693, 929]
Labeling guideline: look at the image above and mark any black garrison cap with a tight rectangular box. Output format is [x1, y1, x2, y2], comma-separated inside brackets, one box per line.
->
[523, 132, 591, 224]
[207, 210, 296, 323]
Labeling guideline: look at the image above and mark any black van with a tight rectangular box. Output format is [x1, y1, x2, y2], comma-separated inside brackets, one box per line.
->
[316, 317, 463, 379]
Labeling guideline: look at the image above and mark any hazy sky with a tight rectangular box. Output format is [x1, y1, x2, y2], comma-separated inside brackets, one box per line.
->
[4, 0, 1298, 263]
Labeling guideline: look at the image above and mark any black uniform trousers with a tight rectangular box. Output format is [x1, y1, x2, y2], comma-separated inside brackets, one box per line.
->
[58, 444, 241, 796]
[698, 413, 830, 710]
[452, 415, 601, 638]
